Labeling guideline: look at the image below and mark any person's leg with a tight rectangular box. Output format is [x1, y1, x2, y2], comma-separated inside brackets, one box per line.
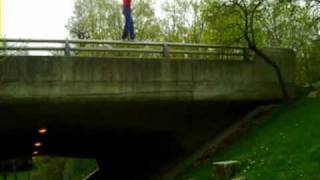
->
[128, 11, 136, 40]
[122, 8, 130, 40]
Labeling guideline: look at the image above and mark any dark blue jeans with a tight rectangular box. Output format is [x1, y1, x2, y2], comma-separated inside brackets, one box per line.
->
[122, 7, 135, 40]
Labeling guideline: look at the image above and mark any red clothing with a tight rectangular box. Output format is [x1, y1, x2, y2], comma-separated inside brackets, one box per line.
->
[123, 0, 132, 8]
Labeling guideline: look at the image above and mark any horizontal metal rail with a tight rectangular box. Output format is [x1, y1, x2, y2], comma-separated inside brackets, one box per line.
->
[72, 47, 163, 54]
[170, 50, 245, 56]
[0, 47, 65, 51]
[0, 38, 245, 48]
[0, 38, 250, 60]
[0, 46, 162, 54]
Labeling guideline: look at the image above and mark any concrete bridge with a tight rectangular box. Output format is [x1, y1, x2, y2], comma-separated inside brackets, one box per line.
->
[0, 39, 296, 179]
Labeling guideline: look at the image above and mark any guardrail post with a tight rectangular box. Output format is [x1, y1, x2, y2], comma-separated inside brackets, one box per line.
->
[64, 39, 71, 56]
[163, 43, 169, 58]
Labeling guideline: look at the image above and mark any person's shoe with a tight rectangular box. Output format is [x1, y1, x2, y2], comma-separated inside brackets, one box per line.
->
[130, 36, 136, 41]
[122, 35, 128, 41]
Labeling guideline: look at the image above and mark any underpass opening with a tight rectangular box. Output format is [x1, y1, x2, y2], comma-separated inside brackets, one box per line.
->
[0, 99, 275, 179]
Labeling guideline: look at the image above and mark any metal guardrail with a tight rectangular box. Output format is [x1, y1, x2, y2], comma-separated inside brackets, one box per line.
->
[0, 38, 250, 60]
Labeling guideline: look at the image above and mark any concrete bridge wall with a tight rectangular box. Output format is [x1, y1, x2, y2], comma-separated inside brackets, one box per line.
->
[0, 48, 295, 102]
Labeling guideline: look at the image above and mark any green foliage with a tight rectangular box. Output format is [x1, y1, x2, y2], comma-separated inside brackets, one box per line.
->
[202, 0, 320, 84]
[202, 0, 244, 45]
[133, 0, 162, 41]
[67, 0, 122, 40]
[160, 0, 205, 42]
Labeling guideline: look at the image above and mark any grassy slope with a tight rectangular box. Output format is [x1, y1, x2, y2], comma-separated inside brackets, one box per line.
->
[177, 98, 320, 180]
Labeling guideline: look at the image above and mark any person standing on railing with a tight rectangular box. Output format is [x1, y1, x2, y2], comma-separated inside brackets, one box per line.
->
[122, 0, 136, 40]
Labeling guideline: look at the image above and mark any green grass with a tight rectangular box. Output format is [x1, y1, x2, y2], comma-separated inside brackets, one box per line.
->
[31, 156, 98, 180]
[177, 98, 320, 180]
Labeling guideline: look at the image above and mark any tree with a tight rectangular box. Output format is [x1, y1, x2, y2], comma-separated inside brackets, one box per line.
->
[202, 0, 245, 45]
[203, 0, 320, 86]
[160, 0, 206, 43]
[260, 1, 318, 84]
[187, 0, 207, 43]
[132, 0, 162, 41]
[205, 0, 290, 101]
[67, 0, 122, 40]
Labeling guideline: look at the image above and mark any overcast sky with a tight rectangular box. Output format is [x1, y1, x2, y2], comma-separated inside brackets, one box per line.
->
[2, 0, 75, 39]
[2, 0, 165, 39]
